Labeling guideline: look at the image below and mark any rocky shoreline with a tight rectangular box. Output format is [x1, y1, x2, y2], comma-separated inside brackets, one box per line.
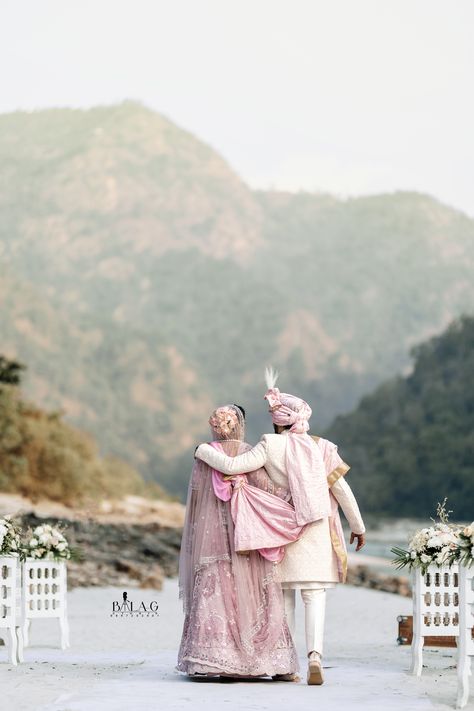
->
[16, 512, 410, 597]
[347, 563, 410, 597]
[18, 511, 182, 590]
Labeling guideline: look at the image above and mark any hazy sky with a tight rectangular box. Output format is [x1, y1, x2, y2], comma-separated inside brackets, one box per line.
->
[1, 0, 473, 215]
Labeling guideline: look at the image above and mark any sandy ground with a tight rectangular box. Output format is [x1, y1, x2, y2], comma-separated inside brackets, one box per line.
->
[0, 579, 471, 711]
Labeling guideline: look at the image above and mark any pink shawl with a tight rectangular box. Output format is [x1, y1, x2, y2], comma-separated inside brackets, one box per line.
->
[265, 386, 331, 526]
[284, 432, 331, 526]
[210, 442, 306, 562]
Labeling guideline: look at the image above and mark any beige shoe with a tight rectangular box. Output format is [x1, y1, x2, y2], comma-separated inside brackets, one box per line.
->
[272, 673, 300, 682]
[307, 651, 324, 685]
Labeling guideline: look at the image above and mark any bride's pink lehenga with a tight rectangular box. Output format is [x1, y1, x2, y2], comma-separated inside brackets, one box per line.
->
[177, 436, 299, 678]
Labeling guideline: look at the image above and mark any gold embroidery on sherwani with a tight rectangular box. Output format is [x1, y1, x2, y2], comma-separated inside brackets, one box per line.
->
[310, 435, 350, 488]
[311, 434, 349, 582]
[329, 526, 348, 582]
[327, 462, 350, 487]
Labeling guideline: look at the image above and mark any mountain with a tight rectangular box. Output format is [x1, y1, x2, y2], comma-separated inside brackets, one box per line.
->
[0, 266, 213, 484]
[0, 101, 262, 266]
[324, 315, 474, 520]
[0, 101, 473, 498]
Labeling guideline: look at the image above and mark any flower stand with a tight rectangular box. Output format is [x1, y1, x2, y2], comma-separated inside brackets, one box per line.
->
[21, 558, 70, 650]
[456, 564, 474, 708]
[0, 555, 24, 665]
[411, 563, 459, 676]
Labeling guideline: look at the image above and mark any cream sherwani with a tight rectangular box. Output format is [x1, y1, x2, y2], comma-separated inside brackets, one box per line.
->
[196, 431, 366, 657]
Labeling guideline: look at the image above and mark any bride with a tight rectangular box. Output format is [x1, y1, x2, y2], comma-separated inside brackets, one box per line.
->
[176, 403, 299, 681]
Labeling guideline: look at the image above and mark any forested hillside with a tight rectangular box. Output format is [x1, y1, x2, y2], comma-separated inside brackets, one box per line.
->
[0, 357, 166, 504]
[325, 316, 474, 520]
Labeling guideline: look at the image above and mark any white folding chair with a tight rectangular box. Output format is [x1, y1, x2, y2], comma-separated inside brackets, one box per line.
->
[456, 563, 474, 708]
[411, 564, 459, 676]
[21, 558, 70, 650]
[0, 556, 23, 664]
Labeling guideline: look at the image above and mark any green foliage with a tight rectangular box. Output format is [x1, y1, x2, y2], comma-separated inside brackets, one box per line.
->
[0, 382, 168, 505]
[325, 316, 474, 520]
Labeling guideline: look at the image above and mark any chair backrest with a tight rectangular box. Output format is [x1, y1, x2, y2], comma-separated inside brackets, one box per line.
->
[459, 565, 474, 654]
[0, 556, 20, 628]
[22, 559, 66, 619]
[413, 564, 460, 636]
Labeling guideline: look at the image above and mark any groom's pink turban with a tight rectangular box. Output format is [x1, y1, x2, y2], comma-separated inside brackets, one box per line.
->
[264, 382, 330, 526]
[264, 387, 312, 434]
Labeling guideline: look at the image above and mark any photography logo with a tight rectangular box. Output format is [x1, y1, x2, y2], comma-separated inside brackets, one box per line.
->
[110, 591, 159, 618]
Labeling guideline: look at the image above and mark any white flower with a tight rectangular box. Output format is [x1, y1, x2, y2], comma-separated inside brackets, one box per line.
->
[435, 548, 451, 564]
[410, 551, 417, 559]
[0, 524, 8, 537]
[420, 554, 431, 563]
[440, 531, 457, 545]
[26, 524, 70, 556]
[409, 531, 426, 553]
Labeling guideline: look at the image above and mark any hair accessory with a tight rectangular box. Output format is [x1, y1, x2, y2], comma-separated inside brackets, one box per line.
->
[208, 405, 243, 440]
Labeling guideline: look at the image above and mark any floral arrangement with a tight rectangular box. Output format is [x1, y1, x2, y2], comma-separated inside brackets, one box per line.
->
[452, 523, 474, 567]
[209, 406, 239, 438]
[0, 515, 22, 558]
[25, 523, 73, 561]
[0, 516, 81, 562]
[391, 499, 461, 574]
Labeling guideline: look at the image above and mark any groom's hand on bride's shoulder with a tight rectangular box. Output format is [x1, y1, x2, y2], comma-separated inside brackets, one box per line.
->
[350, 532, 366, 551]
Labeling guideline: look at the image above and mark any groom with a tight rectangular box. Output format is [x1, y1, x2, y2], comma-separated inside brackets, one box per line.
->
[195, 370, 366, 685]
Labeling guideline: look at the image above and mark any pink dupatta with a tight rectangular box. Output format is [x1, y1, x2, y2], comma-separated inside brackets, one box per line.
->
[210, 442, 306, 562]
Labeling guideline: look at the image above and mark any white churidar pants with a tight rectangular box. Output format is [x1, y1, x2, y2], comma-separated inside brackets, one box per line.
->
[283, 587, 326, 656]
